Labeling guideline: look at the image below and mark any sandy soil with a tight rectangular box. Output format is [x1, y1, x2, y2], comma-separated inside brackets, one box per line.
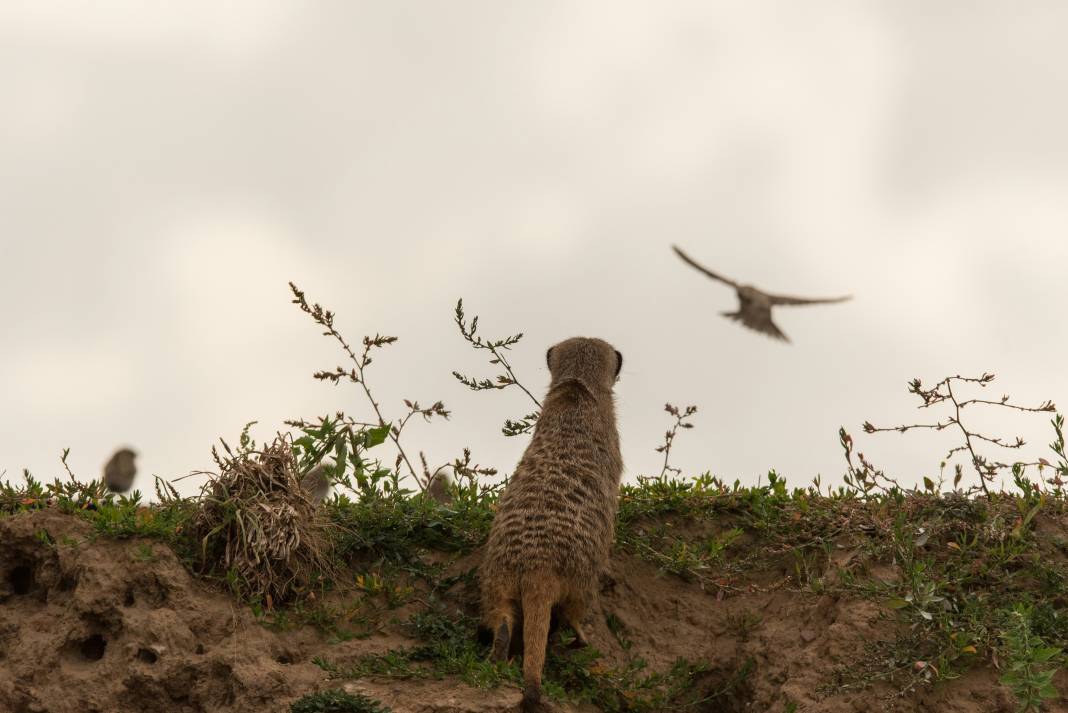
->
[1, 509, 1065, 713]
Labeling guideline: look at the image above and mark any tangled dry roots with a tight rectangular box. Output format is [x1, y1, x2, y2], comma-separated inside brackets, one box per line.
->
[192, 436, 334, 606]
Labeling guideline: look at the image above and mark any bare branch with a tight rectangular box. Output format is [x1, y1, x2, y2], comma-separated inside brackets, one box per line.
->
[453, 298, 542, 437]
[655, 403, 698, 479]
[858, 372, 1055, 498]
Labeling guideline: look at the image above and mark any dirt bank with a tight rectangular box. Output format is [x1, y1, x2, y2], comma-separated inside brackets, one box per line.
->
[1, 505, 1065, 712]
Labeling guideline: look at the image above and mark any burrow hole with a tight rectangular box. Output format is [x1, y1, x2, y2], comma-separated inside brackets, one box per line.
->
[8, 565, 34, 596]
[137, 647, 159, 664]
[79, 634, 107, 662]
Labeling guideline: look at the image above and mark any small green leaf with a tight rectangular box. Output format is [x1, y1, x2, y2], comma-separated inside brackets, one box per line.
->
[363, 425, 391, 449]
[1035, 647, 1062, 662]
[1012, 496, 1045, 538]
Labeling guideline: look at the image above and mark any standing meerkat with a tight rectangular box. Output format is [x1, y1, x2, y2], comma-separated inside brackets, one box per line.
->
[480, 337, 623, 712]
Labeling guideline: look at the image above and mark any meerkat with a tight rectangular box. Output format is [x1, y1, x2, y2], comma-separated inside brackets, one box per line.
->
[479, 337, 623, 712]
[103, 448, 137, 493]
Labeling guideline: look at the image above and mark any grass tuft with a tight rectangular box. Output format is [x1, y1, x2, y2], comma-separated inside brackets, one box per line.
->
[190, 434, 335, 606]
[290, 689, 392, 713]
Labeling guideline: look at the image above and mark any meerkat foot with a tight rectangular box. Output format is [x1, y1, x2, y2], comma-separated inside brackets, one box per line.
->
[567, 623, 590, 648]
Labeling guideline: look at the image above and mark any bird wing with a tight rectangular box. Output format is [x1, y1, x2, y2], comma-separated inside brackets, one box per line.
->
[723, 306, 790, 342]
[767, 292, 851, 307]
[671, 246, 739, 288]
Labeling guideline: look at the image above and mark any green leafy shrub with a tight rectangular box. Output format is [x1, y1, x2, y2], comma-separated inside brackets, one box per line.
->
[290, 689, 392, 713]
[1000, 607, 1063, 712]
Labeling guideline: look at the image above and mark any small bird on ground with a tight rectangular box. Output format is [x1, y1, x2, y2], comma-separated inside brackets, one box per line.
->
[672, 245, 851, 342]
[426, 467, 454, 506]
[300, 463, 332, 504]
[103, 448, 137, 493]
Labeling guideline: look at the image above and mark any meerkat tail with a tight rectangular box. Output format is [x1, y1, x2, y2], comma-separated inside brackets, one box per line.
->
[520, 575, 558, 712]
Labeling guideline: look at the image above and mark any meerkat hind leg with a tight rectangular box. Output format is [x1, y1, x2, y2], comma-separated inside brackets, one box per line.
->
[488, 604, 516, 662]
[492, 619, 511, 661]
[559, 592, 591, 648]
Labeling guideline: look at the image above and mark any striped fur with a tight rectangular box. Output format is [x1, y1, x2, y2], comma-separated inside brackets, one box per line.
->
[480, 337, 623, 711]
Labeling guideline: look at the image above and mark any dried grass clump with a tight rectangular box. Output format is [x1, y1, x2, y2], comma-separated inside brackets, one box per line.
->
[192, 435, 335, 606]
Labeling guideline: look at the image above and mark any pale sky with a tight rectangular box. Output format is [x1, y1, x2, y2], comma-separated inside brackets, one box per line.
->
[2, 1, 1067, 497]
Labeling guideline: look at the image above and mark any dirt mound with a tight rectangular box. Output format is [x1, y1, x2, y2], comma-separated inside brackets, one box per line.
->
[589, 558, 1021, 713]
[0, 507, 1064, 713]
[0, 510, 319, 713]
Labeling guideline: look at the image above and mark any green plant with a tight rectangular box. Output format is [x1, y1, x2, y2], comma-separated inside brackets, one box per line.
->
[452, 298, 541, 437]
[1000, 607, 1063, 712]
[133, 543, 156, 562]
[34, 528, 54, 547]
[289, 689, 392, 713]
[1040, 413, 1068, 496]
[289, 282, 451, 492]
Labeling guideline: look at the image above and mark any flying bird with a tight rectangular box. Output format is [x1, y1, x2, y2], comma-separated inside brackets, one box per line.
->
[672, 245, 851, 342]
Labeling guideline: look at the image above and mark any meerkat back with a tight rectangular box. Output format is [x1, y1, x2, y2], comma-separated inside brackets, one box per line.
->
[479, 337, 623, 712]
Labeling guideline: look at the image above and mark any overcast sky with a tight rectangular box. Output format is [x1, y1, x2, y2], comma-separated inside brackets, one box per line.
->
[2, 1, 1067, 497]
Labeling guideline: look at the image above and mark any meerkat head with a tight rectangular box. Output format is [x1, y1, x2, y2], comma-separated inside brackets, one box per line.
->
[546, 337, 622, 391]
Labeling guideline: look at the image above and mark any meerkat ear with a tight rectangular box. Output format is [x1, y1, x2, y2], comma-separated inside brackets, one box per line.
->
[614, 350, 623, 377]
[546, 347, 554, 369]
